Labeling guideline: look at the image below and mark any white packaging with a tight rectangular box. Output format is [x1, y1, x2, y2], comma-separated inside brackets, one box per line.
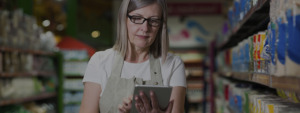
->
[286, 0, 300, 77]
[274, 0, 288, 77]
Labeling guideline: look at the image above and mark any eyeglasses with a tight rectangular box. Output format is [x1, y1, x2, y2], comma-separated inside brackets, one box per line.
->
[127, 14, 161, 27]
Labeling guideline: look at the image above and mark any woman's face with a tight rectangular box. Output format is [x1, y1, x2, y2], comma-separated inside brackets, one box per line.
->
[127, 3, 162, 50]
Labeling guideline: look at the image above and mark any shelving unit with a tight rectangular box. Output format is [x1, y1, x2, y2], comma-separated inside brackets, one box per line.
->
[0, 71, 56, 77]
[219, 72, 300, 94]
[213, 0, 300, 113]
[0, 47, 55, 56]
[186, 60, 205, 108]
[218, 0, 270, 51]
[171, 48, 205, 113]
[215, 0, 300, 94]
[0, 47, 62, 113]
[59, 49, 87, 113]
[0, 92, 57, 106]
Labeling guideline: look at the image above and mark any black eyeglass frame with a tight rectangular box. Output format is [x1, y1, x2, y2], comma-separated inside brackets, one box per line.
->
[127, 14, 161, 27]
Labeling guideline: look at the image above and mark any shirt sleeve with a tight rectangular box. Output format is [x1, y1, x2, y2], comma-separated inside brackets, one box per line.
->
[82, 52, 107, 86]
[169, 55, 187, 87]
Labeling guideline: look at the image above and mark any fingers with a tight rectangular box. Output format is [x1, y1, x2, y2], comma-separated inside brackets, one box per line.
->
[128, 95, 133, 101]
[165, 100, 174, 113]
[150, 90, 159, 110]
[123, 96, 133, 109]
[139, 91, 151, 111]
[119, 96, 134, 113]
[118, 104, 126, 113]
[135, 95, 143, 113]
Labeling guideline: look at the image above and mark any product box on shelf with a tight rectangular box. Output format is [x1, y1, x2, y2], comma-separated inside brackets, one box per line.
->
[249, 35, 254, 73]
[270, 0, 300, 77]
[61, 49, 89, 76]
[0, 9, 56, 52]
[0, 78, 45, 100]
[215, 75, 300, 113]
[269, 21, 277, 75]
[275, 17, 287, 76]
[286, 0, 300, 77]
[258, 31, 267, 73]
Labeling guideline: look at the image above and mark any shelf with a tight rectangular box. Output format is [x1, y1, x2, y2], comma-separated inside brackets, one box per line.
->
[187, 83, 204, 89]
[64, 75, 83, 79]
[0, 71, 56, 77]
[64, 89, 84, 92]
[0, 92, 56, 106]
[64, 102, 81, 105]
[170, 47, 207, 53]
[188, 99, 204, 103]
[184, 61, 203, 68]
[0, 46, 55, 56]
[218, 0, 270, 51]
[271, 76, 300, 93]
[219, 72, 300, 93]
[187, 76, 203, 81]
[64, 59, 89, 62]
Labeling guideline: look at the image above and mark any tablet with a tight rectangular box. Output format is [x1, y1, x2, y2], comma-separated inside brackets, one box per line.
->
[130, 85, 172, 113]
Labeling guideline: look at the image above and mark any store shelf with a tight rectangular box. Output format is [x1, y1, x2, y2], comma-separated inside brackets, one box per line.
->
[231, 72, 252, 82]
[187, 83, 204, 89]
[0, 71, 56, 77]
[219, 72, 300, 93]
[65, 75, 83, 79]
[184, 61, 204, 68]
[0, 46, 55, 56]
[0, 92, 56, 106]
[218, 0, 270, 51]
[271, 76, 300, 93]
[189, 99, 205, 103]
[187, 76, 204, 81]
[170, 47, 207, 53]
[64, 89, 84, 92]
[64, 102, 81, 105]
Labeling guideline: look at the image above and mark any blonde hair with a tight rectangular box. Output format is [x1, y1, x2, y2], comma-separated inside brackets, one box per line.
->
[113, 0, 169, 62]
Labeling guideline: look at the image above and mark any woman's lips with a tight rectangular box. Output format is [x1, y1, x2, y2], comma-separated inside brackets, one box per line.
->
[136, 35, 149, 39]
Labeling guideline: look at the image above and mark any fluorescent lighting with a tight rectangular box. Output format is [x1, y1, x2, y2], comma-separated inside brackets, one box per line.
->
[42, 20, 50, 27]
[91, 30, 100, 38]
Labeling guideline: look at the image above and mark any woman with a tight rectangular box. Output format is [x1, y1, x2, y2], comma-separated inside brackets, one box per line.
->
[79, 0, 186, 113]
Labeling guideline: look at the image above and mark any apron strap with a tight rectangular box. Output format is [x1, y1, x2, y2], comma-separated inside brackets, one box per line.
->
[110, 51, 124, 78]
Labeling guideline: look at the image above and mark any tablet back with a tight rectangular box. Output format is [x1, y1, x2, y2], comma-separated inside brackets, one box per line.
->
[130, 85, 172, 113]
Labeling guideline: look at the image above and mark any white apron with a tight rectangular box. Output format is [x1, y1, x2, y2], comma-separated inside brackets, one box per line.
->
[99, 51, 163, 113]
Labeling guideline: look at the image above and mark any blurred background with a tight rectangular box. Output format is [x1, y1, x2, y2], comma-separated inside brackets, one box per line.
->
[1, 0, 300, 113]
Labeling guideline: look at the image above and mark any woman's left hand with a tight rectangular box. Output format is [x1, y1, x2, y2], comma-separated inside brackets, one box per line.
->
[134, 90, 174, 113]
[118, 95, 133, 113]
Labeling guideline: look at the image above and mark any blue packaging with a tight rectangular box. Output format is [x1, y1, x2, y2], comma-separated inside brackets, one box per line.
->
[240, 0, 247, 20]
[275, 18, 287, 76]
[270, 22, 277, 75]
[286, 12, 300, 76]
[234, 0, 241, 22]
[245, 40, 250, 72]
[277, 19, 287, 66]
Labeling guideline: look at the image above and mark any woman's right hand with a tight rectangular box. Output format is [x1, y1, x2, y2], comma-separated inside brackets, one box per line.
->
[118, 95, 133, 113]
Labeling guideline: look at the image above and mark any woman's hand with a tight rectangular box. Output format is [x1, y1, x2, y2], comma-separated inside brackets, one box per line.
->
[118, 95, 133, 113]
[134, 91, 174, 113]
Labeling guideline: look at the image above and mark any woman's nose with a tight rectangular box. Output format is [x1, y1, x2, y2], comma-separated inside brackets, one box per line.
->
[140, 21, 150, 32]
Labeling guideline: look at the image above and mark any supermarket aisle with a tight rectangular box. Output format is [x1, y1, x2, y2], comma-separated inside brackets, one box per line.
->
[1, 0, 300, 113]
